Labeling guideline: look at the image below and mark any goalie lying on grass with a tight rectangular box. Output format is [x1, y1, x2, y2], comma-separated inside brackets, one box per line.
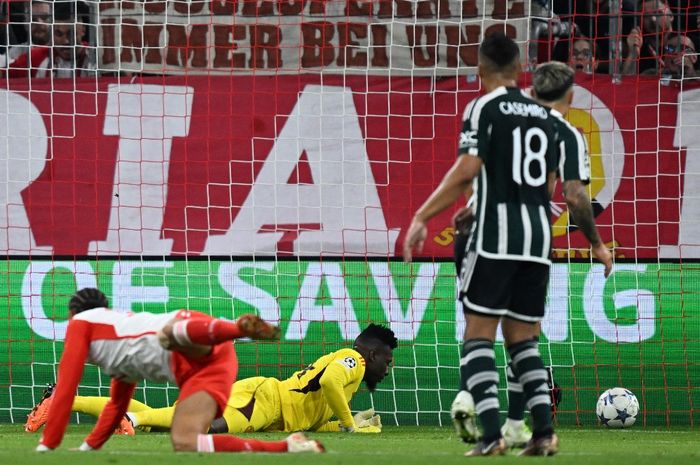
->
[26, 324, 397, 436]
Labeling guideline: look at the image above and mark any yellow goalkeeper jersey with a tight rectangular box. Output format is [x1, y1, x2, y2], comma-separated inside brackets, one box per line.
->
[277, 348, 365, 431]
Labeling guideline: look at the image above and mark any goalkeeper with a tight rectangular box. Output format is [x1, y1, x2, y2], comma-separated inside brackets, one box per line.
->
[27, 324, 397, 435]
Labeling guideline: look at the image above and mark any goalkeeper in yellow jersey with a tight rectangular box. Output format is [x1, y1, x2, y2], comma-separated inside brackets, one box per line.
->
[26, 324, 397, 435]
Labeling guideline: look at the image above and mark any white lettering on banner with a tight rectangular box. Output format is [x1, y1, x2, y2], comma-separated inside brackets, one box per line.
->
[18, 261, 659, 343]
[111, 261, 173, 311]
[0, 90, 52, 254]
[218, 261, 281, 324]
[583, 264, 656, 343]
[89, 85, 193, 255]
[540, 263, 570, 342]
[285, 262, 361, 340]
[204, 85, 400, 256]
[21, 262, 96, 340]
[660, 89, 700, 258]
[369, 262, 438, 340]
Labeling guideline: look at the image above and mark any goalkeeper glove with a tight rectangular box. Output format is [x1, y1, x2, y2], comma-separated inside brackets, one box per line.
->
[355, 424, 381, 433]
[340, 423, 381, 433]
[353, 408, 382, 429]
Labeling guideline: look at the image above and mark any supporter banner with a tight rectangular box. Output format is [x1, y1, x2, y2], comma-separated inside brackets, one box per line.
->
[1, 259, 697, 425]
[96, 0, 530, 75]
[0, 74, 698, 258]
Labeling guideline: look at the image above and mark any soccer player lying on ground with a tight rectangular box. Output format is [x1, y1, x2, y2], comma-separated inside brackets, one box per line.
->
[27, 324, 397, 436]
[35, 288, 324, 453]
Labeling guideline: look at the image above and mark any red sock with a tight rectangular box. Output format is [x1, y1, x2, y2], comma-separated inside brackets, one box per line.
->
[203, 434, 288, 453]
[173, 317, 243, 345]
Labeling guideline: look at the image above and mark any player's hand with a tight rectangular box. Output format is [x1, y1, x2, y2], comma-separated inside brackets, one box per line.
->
[452, 206, 474, 235]
[355, 424, 382, 433]
[403, 218, 427, 263]
[353, 409, 381, 428]
[366, 414, 381, 428]
[626, 27, 642, 57]
[353, 408, 374, 425]
[592, 242, 613, 278]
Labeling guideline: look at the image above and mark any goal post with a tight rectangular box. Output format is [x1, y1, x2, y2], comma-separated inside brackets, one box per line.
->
[0, 0, 699, 429]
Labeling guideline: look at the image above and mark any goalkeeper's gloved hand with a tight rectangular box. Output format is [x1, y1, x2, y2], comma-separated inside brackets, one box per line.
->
[353, 408, 382, 429]
[354, 424, 381, 433]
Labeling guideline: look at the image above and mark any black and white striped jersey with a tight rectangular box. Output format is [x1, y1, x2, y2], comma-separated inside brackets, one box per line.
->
[458, 86, 559, 264]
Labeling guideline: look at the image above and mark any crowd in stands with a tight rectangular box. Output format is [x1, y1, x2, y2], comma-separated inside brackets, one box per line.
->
[1, 0, 94, 78]
[0, 0, 698, 79]
[550, 0, 698, 78]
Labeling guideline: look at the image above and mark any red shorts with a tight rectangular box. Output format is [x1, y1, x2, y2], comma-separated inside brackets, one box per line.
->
[171, 342, 238, 416]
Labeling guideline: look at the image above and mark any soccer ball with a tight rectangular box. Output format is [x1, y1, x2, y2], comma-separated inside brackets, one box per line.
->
[596, 387, 640, 428]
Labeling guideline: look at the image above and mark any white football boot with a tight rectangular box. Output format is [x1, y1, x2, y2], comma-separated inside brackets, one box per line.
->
[450, 390, 482, 443]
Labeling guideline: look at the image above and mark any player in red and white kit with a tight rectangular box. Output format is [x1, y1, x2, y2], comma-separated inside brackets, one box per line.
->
[37, 288, 324, 454]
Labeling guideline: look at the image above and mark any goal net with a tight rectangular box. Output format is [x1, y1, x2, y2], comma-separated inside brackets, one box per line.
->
[0, 0, 699, 429]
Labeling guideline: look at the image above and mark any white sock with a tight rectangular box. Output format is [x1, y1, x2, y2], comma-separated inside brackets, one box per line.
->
[505, 418, 525, 429]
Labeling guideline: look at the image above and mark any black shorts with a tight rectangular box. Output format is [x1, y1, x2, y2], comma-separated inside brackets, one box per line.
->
[459, 251, 550, 322]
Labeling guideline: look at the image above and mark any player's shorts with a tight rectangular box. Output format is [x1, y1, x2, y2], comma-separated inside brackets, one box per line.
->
[459, 251, 549, 323]
[222, 377, 283, 433]
[172, 342, 238, 417]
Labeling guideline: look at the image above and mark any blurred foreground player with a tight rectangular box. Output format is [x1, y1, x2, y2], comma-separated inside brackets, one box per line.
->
[28, 325, 396, 436]
[36, 288, 324, 454]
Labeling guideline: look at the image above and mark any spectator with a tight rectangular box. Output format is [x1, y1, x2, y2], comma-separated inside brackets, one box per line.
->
[6, 0, 52, 62]
[622, 0, 675, 75]
[51, 1, 93, 78]
[553, 36, 599, 74]
[5, 1, 93, 78]
[552, 1, 638, 75]
[642, 32, 698, 78]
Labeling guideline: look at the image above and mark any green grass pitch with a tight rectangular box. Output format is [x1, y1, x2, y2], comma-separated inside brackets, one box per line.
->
[2, 425, 700, 465]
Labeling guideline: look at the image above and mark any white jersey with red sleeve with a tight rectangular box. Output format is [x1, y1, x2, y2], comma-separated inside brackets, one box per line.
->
[75, 308, 181, 382]
[40, 308, 187, 450]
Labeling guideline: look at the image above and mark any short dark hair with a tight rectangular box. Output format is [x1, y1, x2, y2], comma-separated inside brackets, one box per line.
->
[532, 61, 575, 102]
[356, 324, 398, 350]
[479, 32, 520, 73]
[69, 288, 109, 314]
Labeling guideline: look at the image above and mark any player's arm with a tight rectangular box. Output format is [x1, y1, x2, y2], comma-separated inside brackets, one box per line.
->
[315, 420, 341, 432]
[404, 152, 482, 262]
[563, 179, 612, 276]
[37, 320, 91, 451]
[416, 155, 480, 223]
[81, 378, 136, 450]
[559, 128, 612, 277]
[562, 180, 600, 246]
[318, 356, 362, 431]
[319, 363, 355, 430]
[404, 100, 485, 262]
[314, 409, 381, 432]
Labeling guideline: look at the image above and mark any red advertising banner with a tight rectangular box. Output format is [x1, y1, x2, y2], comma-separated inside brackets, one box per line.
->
[1, 74, 698, 258]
